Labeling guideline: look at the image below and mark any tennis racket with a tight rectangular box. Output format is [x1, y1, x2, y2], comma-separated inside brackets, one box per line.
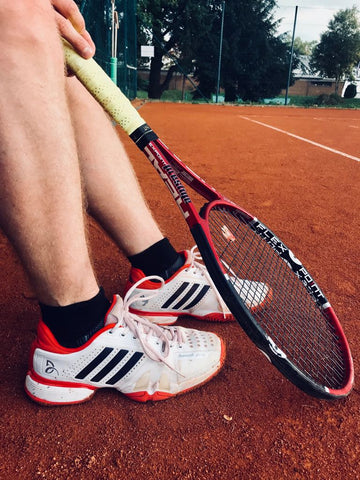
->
[63, 41, 354, 400]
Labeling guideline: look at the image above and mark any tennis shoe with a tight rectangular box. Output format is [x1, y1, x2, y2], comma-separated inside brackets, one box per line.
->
[124, 246, 271, 325]
[25, 276, 225, 405]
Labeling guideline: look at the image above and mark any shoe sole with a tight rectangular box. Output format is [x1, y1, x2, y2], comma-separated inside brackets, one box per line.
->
[24, 339, 226, 406]
[25, 374, 96, 406]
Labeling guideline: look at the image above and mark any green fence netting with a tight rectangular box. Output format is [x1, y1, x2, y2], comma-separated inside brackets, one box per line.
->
[80, 0, 137, 99]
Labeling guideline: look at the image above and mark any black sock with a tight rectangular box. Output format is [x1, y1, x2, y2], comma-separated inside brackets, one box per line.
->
[128, 238, 184, 280]
[40, 287, 111, 348]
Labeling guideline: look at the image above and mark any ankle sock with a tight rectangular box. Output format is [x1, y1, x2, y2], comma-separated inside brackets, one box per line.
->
[40, 287, 111, 348]
[128, 238, 184, 280]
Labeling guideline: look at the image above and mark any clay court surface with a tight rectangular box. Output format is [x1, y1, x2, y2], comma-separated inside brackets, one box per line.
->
[0, 103, 359, 479]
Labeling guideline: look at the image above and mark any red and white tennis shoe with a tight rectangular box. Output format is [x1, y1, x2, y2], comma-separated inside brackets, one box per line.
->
[25, 277, 225, 406]
[124, 246, 271, 325]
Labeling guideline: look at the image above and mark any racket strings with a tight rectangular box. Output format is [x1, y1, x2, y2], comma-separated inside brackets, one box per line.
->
[208, 206, 347, 389]
[235, 231, 345, 386]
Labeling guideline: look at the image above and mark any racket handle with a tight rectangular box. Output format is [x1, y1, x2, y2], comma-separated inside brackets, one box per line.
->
[62, 40, 145, 135]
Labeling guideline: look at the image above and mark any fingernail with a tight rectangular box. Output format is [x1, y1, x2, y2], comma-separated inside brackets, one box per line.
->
[83, 46, 93, 58]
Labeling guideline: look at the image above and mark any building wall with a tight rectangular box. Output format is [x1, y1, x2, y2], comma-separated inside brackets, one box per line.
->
[138, 70, 195, 92]
[281, 78, 345, 96]
[138, 70, 346, 97]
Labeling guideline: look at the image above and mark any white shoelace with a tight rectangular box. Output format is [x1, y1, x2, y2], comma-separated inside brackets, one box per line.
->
[108, 276, 184, 373]
[187, 246, 229, 319]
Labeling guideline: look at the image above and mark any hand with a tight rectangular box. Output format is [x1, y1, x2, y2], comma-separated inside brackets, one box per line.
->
[51, 0, 95, 58]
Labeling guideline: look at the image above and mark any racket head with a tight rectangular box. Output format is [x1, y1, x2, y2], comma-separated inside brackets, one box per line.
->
[192, 199, 354, 399]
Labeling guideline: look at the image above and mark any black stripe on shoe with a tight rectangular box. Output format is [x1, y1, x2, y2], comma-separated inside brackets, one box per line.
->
[106, 352, 144, 385]
[161, 282, 190, 309]
[75, 347, 113, 380]
[90, 349, 129, 382]
[173, 283, 200, 309]
[183, 285, 211, 309]
[75, 348, 144, 385]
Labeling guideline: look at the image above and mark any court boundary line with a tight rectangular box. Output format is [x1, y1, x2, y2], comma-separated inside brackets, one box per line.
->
[240, 116, 360, 163]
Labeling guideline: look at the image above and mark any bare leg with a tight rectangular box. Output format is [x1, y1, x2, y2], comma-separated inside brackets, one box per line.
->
[66, 76, 164, 256]
[0, 3, 99, 306]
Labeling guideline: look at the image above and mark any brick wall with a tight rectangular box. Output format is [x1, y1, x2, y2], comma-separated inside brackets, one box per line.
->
[281, 78, 345, 96]
[138, 70, 195, 91]
[138, 70, 345, 97]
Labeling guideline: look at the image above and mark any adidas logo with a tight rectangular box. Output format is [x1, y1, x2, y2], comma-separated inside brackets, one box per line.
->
[161, 282, 210, 310]
[75, 348, 144, 385]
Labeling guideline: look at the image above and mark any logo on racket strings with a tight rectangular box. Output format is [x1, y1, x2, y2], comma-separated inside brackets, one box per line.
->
[221, 225, 236, 242]
[250, 219, 328, 308]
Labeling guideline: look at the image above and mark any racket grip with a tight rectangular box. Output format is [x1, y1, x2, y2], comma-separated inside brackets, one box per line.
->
[62, 40, 145, 135]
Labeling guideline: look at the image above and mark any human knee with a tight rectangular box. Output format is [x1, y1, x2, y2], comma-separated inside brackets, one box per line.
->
[0, 1, 59, 55]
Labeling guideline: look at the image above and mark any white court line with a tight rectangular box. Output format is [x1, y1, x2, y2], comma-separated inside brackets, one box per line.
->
[240, 116, 360, 163]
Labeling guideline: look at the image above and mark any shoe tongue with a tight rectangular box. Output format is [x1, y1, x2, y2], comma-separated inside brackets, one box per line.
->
[160, 253, 185, 280]
[104, 295, 125, 326]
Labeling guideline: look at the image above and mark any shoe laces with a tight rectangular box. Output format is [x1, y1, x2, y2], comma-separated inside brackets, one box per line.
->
[108, 276, 185, 374]
[187, 246, 229, 319]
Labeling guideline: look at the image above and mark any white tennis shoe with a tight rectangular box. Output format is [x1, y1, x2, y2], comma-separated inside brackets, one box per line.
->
[25, 277, 225, 405]
[124, 246, 271, 325]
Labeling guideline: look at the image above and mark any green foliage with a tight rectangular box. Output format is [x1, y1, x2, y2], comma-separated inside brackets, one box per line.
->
[285, 96, 360, 109]
[310, 7, 360, 94]
[294, 38, 317, 56]
[315, 93, 344, 106]
[137, 0, 220, 98]
[137, 76, 149, 91]
[136, 90, 360, 109]
[282, 35, 317, 55]
[137, 0, 292, 101]
[193, 0, 293, 101]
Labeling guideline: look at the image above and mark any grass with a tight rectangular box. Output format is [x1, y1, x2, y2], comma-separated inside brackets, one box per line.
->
[282, 95, 360, 109]
[137, 89, 199, 102]
[136, 90, 360, 109]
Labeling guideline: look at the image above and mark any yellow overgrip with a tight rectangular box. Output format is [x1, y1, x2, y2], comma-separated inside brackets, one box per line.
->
[62, 40, 145, 135]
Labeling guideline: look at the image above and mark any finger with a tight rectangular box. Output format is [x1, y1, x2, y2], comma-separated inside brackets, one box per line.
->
[52, 0, 85, 33]
[81, 28, 96, 53]
[55, 11, 95, 59]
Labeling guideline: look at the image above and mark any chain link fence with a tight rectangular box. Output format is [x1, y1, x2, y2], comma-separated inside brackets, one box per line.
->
[80, 0, 137, 99]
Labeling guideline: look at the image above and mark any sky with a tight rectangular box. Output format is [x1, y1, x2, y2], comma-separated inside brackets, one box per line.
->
[274, 1, 359, 42]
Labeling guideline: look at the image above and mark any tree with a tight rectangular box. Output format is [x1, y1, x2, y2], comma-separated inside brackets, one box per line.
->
[282, 36, 317, 56]
[294, 37, 317, 56]
[190, 2, 223, 98]
[310, 7, 360, 94]
[193, 0, 292, 101]
[137, 0, 220, 99]
[137, 0, 294, 101]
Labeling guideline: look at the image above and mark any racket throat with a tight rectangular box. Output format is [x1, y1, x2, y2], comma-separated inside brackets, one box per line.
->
[130, 124, 158, 150]
[131, 126, 199, 226]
